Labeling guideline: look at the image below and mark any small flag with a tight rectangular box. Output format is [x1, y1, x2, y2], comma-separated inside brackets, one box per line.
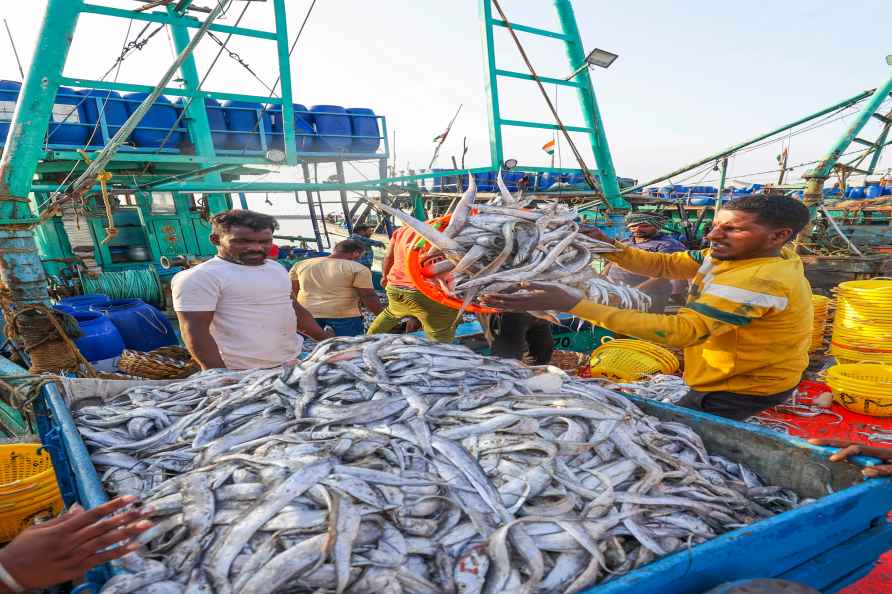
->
[542, 139, 556, 155]
[433, 130, 449, 143]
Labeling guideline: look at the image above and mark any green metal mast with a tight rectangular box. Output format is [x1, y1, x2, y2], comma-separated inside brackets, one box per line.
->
[553, 0, 622, 205]
[0, 0, 84, 305]
[802, 60, 892, 206]
[479, 0, 627, 208]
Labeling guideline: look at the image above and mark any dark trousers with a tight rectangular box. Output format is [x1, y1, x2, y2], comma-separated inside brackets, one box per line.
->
[492, 313, 554, 365]
[315, 316, 364, 337]
[677, 387, 795, 421]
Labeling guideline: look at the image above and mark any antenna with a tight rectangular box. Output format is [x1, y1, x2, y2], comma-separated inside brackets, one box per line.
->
[3, 19, 24, 79]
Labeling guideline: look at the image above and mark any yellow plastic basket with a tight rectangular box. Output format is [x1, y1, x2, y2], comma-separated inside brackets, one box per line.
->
[830, 279, 892, 364]
[810, 295, 831, 353]
[0, 444, 63, 542]
[823, 363, 892, 417]
[589, 339, 679, 381]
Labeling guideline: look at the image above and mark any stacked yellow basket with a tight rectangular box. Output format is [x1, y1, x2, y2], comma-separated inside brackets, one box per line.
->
[824, 363, 892, 416]
[810, 295, 831, 353]
[829, 279, 892, 364]
[0, 444, 64, 542]
[589, 338, 680, 381]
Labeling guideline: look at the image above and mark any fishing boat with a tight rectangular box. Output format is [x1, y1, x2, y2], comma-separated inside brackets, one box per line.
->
[0, 1, 890, 592]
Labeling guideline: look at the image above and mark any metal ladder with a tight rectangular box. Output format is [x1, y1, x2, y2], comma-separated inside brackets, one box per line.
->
[479, 0, 627, 208]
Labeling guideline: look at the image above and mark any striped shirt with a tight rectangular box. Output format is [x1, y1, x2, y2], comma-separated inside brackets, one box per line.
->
[571, 245, 812, 395]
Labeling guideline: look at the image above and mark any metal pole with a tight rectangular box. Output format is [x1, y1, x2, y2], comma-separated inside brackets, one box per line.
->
[479, 0, 504, 169]
[300, 163, 324, 252]
[554, 0, 623, 209]
[715, 157, 728, 211]
[272, 0, 298, 166]
[334, 160, 353, 233]
[237, 192, 249, 209]
[0, 0, 85, 305]
[624, 89, 875, 195]
[379, 157, 394, 236]
[776, 148, 789, 186]
[3, 19, 24, 79]
[166, 4, 228, 214]
[803, 67, 892, 207]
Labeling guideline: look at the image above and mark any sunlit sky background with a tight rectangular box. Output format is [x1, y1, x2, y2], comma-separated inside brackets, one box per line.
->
[2, 1, 890, 230]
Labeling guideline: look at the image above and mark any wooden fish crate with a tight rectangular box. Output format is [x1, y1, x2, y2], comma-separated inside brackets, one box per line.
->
[31, 381, 892, 593]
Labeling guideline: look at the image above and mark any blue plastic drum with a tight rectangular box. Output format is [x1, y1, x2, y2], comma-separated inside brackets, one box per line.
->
[222, 100, 272, 151]
[90, 299, 177, 352]
[48, 86, 89, 146]
[78, 89, 129, 147]
[865, 184, 883, 199]
[70, 311, 126, 363]
[123, 92, 183, 148]
[267, 103, 315, 151]
[0, 80, 21, 146]
[310, 105, 352, 152]
[176, 97, 228, 148]
[346, 107, 380, 153]
[475, 171, 495, 192]
[60, 294, 111, 311]
[690, 195, 716, 206]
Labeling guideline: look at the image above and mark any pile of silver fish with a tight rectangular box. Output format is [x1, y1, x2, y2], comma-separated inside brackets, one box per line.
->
[372, 172, 651, 319]
[607, 374, 689, 405]
[83, 335, 802, 594]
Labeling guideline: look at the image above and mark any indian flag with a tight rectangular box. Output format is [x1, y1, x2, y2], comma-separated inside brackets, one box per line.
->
[542, 139, 556, 155]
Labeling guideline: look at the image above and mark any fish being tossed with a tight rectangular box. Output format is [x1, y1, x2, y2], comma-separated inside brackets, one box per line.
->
[369, 170, 651, 321]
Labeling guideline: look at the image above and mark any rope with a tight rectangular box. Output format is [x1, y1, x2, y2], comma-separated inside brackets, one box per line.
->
[97, 171, 117, 244]
[0, 297, 97, 377]
[79, 268, 163, 306]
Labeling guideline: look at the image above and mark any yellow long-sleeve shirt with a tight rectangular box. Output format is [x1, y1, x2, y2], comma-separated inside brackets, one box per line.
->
[571, 244, 812, 395]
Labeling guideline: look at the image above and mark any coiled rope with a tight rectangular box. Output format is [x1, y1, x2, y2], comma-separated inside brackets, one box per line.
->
[79, 267, 163, 306]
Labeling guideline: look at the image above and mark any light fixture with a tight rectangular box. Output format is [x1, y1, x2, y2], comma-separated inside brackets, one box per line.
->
[265, 148, 286, 163]
[584, 48, 619, 69]
[566, 48, 619, 80]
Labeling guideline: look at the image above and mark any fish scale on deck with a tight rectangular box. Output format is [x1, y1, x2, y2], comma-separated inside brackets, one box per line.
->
[74, 334, 804, 594]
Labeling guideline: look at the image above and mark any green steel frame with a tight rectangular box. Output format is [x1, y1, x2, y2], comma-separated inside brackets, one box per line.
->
[802, 65, 892, 205]
[479, 0, 626, 208]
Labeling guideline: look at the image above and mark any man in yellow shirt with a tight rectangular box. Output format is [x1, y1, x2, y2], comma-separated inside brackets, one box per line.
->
[482, 195, 813, 420]
[290, 240, 384, 336]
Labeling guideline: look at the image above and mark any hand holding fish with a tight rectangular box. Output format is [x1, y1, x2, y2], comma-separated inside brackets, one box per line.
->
[808, 438, 892, 477]
[480, 281, 582, 312]
[578, 223, 615, 244]
[0, 496, 151, 591]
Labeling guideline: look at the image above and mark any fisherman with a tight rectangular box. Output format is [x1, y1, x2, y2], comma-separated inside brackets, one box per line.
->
[0, 496, 151, 592]
[605, 212, 686, 313]
[173, 210, 330, 370]
[482, 195, 813, 421]
[348, 223, 385, 269]
[491, 313, 554, 365]
[290, 239, 384, 337]
[367, 225, 458, 343]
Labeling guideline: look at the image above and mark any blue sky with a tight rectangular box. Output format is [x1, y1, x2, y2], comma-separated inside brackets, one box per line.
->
[3, 0, 891, 189]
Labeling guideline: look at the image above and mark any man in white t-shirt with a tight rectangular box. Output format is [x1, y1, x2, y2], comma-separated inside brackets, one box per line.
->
[172, 210, 329, 370]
